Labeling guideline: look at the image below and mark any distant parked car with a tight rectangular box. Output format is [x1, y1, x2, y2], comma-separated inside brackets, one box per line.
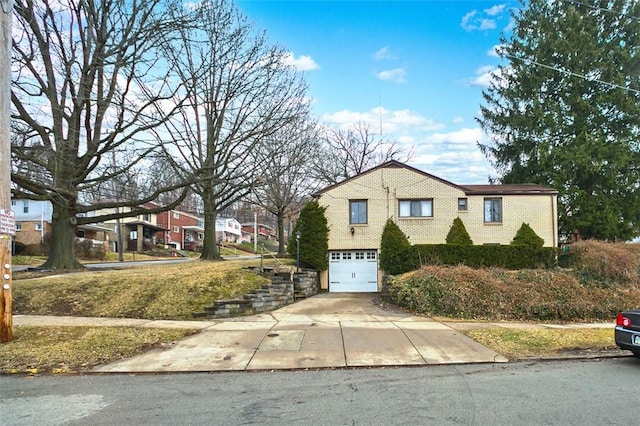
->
[615, 310, 640, 356]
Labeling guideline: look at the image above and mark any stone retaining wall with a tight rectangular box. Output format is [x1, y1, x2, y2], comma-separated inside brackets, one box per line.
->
[200, 269, 319, 318]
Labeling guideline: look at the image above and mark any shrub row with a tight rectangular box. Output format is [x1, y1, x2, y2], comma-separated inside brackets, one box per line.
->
[384, 244, 557, 275]
[383, 265, 640, 322]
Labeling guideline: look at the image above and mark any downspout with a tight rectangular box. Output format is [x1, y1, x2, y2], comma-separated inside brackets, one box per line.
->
[551, 194, 557, 247]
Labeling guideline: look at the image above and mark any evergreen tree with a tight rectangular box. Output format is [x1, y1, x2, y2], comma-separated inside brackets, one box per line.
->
[511, 223, 544, 247]
[380, 218, 411, 275]
[287, 201, 329, 271]
[477, 0, 640, 241]
[446, 217, 473, 245]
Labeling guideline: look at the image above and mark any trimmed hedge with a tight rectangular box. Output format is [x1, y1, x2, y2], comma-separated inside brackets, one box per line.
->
[380, 219, 411, 275]
[397, 244, 557, 273]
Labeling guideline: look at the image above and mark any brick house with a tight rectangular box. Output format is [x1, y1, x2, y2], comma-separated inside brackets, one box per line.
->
[314, 161, 558, 292]
[155, 208, 204, 251]
[12, 199, 112, 254]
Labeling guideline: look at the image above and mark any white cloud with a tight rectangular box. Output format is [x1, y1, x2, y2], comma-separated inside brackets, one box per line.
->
[468, 65, 497, 88]
[480, 19, 497, 30]
[410, 127, 494, 183]
[487, 44, 504, 57]
[283, 53, 319, 71]
[374, 47, 395, 61]
[377, 68, 407, 83]
[484, 4, 506, 16]
[425, 127, 486, 146]
[461, 4, 506, 31]
[452, 116, 465, 124]
[321, 107, 494, 183]
[461, 10, 478, 30]
[322, 107, 443, 134]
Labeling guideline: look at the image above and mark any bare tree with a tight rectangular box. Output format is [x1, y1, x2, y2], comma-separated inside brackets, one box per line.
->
[252, 119, 320, 255]
[11, 0, 191, 270]
[313, 121, 414, 185]
[161, 0, 311, 260]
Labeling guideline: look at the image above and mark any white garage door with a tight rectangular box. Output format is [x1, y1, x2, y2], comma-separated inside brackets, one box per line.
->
[329, 250, 378, 292]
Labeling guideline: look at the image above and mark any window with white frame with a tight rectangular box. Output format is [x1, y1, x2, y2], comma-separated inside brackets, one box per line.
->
[484, 198, 502, 223]
[458, 198, 468, 211]
[35, 223, 42, 231]
[15, 224, 21, 232]
[173, 211, 180, 219]
[399, 199, 433, 217]
[173, 226, 179, 233]
[349, 200, 368, 224]
[23, 200, 29, 213]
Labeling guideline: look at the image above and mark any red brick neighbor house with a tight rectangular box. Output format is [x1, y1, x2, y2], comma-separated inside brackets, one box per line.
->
[155, 208, 204, 251]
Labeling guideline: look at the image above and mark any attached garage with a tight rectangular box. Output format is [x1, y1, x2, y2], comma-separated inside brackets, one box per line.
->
[328, 250, 378, 292]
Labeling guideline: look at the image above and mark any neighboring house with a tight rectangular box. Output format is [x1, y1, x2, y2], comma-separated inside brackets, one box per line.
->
[156, 208, 204, 251]
[12, 199, 113, 254]
[11, 199, 51, 252]
[241, 222, 277, 242]
[99, 203, 167, 252]
[216, 217, 242, 243]
[314, 161, 558, 293]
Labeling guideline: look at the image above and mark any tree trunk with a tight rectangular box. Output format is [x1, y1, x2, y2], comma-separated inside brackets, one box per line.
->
[200, 192, 221, 261]
[276, 209, 287, 256]
[42, 199, 83, 270]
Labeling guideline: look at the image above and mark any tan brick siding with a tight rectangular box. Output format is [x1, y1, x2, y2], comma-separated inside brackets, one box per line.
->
[318, 167, 558, 251]
[15, 221, 50, 246]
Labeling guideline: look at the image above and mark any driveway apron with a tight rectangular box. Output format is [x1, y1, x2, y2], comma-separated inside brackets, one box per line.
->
[93, 293, 507, 373]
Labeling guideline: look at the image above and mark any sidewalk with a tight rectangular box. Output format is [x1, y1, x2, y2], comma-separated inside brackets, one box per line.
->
[12, 293, 615, 373]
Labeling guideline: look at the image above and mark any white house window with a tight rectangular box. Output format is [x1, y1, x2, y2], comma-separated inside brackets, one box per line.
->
[23, 200, 29, 213]
[11, 200, 16, 206]
[484, 198, 502, 223]
[173, 226, 179, 233]
[198, 233, 204, 240]
[349, 200, 367, 224]
[15, 224, 21, 232]
[399, 199, 433, 217]
[142, 214, 150, 221]
[173, 211, 180, 219]
[458, 198, 468, 211]
[35, 223, 42, 231]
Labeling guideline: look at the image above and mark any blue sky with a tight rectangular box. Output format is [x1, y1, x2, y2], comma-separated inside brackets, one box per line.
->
[236, 0, 520, 184]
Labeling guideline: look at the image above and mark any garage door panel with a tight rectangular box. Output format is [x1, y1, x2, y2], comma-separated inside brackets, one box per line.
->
[329, 250, 378, 292]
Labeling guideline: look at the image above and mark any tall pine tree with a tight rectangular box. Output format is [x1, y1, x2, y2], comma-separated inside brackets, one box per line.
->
[478, 0, 640, 241]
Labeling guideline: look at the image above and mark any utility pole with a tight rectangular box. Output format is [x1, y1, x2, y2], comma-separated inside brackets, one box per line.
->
[0, 0, 13, 343]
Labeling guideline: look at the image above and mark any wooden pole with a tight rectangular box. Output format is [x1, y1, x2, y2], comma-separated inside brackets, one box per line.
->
[0, 0, 14, 343]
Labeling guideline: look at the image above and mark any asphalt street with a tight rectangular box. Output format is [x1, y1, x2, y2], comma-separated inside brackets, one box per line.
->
[3, 358, 639, 425]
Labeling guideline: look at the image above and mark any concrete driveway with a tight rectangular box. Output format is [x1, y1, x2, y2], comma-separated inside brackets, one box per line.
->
[91, 293, 507, 373]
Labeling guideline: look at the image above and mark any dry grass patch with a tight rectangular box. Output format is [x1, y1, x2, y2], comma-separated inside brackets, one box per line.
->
[465, 328, 617, 359]
[0, 326, 196, 374]
[13, 259, 276, 319]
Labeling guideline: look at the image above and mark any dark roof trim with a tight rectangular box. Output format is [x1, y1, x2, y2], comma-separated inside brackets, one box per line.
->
[460, 184, 558, 196]
[312, 160, 558, 197]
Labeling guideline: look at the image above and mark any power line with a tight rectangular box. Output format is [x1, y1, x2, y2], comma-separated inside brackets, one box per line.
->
[505, 54, 640, 95]
[561, 0, 640, 22]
